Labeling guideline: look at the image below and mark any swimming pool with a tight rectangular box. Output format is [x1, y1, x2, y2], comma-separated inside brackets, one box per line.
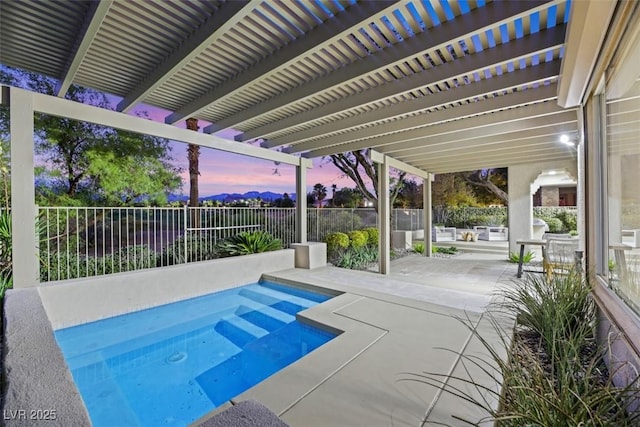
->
[54, 281, 337, 426]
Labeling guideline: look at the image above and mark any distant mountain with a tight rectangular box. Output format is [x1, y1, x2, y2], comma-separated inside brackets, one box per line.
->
[168, 191, 296, 203]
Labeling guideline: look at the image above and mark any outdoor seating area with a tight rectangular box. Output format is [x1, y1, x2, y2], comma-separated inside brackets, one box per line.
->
[473, 226, 509, 241]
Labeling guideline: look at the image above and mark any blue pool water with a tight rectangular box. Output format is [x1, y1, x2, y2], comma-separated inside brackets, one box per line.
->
[54, 281, 337, 426]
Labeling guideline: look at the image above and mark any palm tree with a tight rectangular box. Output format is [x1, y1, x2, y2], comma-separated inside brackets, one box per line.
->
[331, 184, 337, 207]
[312, 183, 327, 208]
[186, 118, 200, 226]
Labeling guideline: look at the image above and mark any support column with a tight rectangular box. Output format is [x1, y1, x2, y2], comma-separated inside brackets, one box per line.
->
[378, 156, 390, 274]
[508, 165, 534, 254]
[423, 174, 433, 257]
[10, 87, 39, 287]
[295, 159, 311, 243]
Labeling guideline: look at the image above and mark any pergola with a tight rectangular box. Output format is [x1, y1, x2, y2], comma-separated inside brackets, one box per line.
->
[0, 0, 614, 286]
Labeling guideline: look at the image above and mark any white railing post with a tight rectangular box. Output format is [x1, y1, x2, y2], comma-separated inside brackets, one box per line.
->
[183, 205, 188, 263]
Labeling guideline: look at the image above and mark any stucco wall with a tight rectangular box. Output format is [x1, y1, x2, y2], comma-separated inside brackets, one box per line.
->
[38, 249, 295, 329]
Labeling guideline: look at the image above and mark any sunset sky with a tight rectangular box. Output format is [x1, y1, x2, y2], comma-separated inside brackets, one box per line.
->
[126, 100, 375, 197]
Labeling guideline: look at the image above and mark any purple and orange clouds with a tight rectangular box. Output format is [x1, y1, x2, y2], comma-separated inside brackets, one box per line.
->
[126, 101, 355, 196]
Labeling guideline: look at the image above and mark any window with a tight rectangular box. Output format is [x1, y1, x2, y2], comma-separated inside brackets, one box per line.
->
[606, 78, 640, 314]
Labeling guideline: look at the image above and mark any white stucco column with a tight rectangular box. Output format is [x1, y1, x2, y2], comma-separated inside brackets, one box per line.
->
[423, 174, 433, 257]
[378, 157, 390, 274]
[295, 159, 311, 243]
[9, 87, 39, 287]
[508, 165, 534, 254]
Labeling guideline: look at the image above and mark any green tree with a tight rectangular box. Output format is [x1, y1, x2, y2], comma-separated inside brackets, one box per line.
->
[312, 183, 327, 208]
[432, 173, 479, 207]
[274, 192, 294, 208]
[395, 179, 423, 208]
[464, 168, 508, 205]
[333, 187, 364, 208]
[328, 150, 406, 211]
[306, 192, 316, 206]
[330, 184, 337, 207]
[0, 66, 181, 206]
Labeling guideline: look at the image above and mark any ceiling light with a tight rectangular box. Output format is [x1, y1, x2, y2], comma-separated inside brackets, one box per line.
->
[560, 134, 574, 146]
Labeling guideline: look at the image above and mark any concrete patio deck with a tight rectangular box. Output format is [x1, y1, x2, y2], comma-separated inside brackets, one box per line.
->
[3, 254, 518, 427]
[195, 254, 517, 426]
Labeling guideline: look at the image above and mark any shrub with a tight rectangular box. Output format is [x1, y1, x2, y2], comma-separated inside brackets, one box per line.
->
[42, 245, 156, 281]
[158, 233, 219, 266]
[325, 232, 350, 254]
[347, 230, 367, 249]
[217, 231, 282, 257]
[413, 242, 425, 254]
[540, 216, 563, 233]
[500, 269, 595, 358]
[555, 210, 577, 232]
[361, 227, 379, 246]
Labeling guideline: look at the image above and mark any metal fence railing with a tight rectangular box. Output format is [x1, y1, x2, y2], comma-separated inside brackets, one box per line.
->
[38, 206, 431, 281]
[37, 205, 579, 282]
[39, 206, 298, 282]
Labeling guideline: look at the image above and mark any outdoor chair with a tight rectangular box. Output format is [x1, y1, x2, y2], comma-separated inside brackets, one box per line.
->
[432, 226, 456, 242]
[543, 236, 580, 278]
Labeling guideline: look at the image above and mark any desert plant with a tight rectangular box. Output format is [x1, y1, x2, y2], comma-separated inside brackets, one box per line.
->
[498, 269, 596, 369]
[217, 231, 282, 257]
[334, 245, 378, 270]
[347, 230, 367, 249]
[0, 211, 11, 279]
[361, 227, 379, 246]
[509, 250, 536, 264]
[435, 246, 458, 255]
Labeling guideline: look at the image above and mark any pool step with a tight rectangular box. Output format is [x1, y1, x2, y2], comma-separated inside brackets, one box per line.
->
[258, 282, 329, 305]
[196, 321, 333, 407]
[238, 289, 306, 315]
[214, 317, 268, 349]
[238, 308, 287, 332]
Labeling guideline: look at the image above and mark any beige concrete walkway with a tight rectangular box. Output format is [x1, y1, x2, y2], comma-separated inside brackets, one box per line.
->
[197, 254, 517, 427]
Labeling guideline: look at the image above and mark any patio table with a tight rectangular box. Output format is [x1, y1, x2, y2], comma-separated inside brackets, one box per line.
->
[516, 239, 546, 278]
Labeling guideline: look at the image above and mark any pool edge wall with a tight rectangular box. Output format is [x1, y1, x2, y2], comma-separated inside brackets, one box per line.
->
[2, 288, 92, 426]
[38, 249, 295, 329]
